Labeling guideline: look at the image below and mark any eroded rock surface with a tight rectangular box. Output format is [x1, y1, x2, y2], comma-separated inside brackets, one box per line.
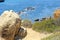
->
[0, 10, 21, 40]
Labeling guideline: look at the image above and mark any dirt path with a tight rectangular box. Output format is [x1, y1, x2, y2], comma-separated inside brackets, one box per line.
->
[23, 28, 52, 40]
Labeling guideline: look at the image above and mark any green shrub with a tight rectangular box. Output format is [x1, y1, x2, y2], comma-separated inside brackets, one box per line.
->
[32, 18, 60, 33]
[42, 32, 60, 40]
[22, 19, 32, 28]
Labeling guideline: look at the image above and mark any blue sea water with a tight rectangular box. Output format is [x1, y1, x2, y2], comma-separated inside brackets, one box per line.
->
[0, 0, 60, 22]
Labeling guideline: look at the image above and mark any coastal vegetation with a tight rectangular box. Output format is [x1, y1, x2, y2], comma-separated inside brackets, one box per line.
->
[42, 32, 60, 40]
[32, 18, 60, 33]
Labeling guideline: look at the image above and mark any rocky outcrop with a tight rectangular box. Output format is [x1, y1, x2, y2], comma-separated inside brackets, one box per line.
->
[0, 10, 27, 40]
[54, 9, 60, 19]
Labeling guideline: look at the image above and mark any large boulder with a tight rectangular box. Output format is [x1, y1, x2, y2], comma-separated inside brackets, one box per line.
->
[0, 10, 21, 40]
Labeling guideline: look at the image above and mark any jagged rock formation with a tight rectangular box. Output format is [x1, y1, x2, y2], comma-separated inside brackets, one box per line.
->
[0, 10, 27, 40]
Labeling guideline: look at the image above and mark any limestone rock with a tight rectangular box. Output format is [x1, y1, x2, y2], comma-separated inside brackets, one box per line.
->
[54, 9, 60, 19]
[0, 10, 21, 40]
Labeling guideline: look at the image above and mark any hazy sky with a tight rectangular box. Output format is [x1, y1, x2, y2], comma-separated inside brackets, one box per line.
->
[0, 0, 60, 22]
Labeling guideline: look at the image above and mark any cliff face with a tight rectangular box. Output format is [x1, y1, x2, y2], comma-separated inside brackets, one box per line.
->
[0, 10, 21, 40]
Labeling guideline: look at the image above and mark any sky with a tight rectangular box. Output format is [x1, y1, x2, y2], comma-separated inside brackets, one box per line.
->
[0, 0, 60, 22]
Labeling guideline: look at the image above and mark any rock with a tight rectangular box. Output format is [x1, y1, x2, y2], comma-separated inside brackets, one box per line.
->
[54, 9, 60, 19]
[0, 0, 4, 2]
[15, 27, 27, 40]
[0, 10, 21, 40]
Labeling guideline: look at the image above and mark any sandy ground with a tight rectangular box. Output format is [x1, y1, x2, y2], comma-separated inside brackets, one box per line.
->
[23, 28, 52, 40]
[0, 28, 52, 40]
